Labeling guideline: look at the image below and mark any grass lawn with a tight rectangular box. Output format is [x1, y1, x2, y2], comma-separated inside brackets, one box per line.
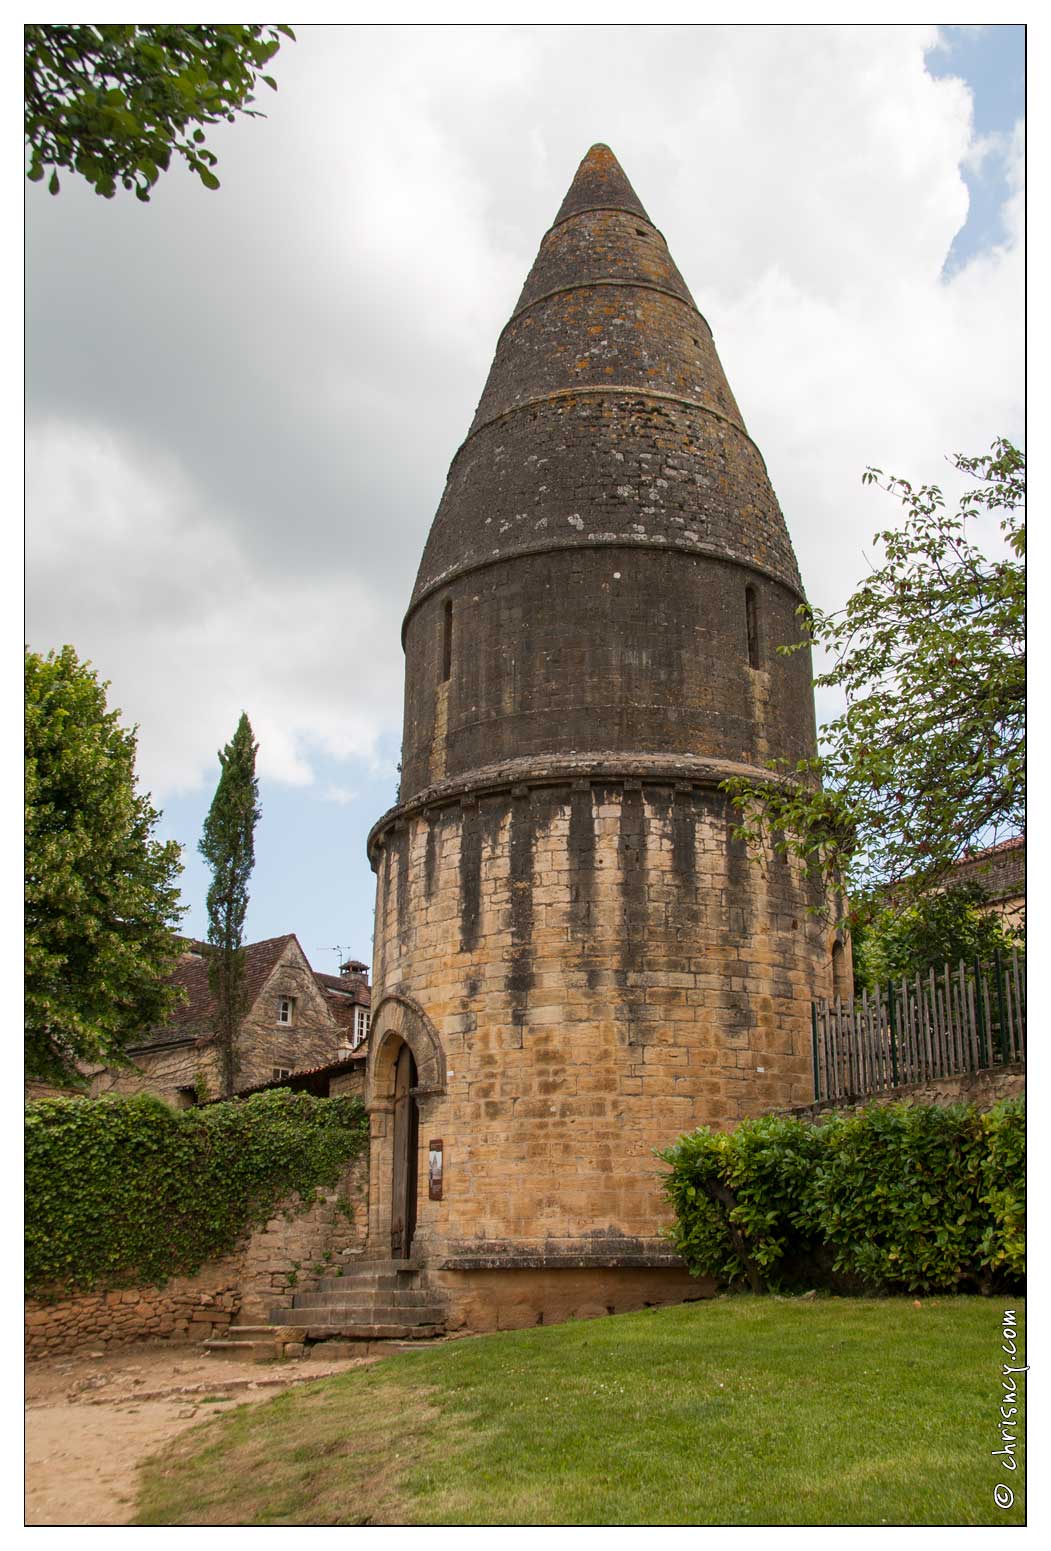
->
[135, 1295, 1025, 1526]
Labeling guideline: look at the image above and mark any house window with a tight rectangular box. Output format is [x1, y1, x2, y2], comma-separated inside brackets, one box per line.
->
[352, 1007, 371, 1048]
[273, 1066, 292, 1081]
[278, 996, 295, 1025]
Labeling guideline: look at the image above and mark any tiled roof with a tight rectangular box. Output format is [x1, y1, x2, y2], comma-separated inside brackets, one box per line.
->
[959, 835, 1025, 861]
[315, 971, 371, 1003]
[209, 1053, 366, 1104]
[130, 934, 300, 1051]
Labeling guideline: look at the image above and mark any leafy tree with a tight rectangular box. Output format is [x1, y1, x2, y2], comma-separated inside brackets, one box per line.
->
[850, 883, 1024, 993]
[198, 713, 261, 1098]
[25, 646, 185, 1085]
[25, 23, 294, 201]
[723, 438, 1025, 919]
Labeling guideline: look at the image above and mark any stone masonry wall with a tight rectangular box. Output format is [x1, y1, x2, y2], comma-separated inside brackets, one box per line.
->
[25, 1257, 243, 1360]
[402, 546, 816, 798]
[779, 1062, 1025, 1124]
[238, 1151, 370, 1321]
[368, 775, 834, 1287]
[25, 1154, 369, 1360]
[89, 1041, 222, 1104]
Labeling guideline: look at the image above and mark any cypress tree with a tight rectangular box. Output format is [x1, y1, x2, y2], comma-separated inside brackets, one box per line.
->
[198, 713, 260, 1097]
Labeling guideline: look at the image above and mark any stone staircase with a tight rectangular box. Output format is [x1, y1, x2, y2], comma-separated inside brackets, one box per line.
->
[204, 1258, 447, 1363]
[274, 1258, 447, 1340]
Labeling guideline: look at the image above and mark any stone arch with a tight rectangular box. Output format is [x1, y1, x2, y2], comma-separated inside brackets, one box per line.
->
[366, 991, 447, 1107]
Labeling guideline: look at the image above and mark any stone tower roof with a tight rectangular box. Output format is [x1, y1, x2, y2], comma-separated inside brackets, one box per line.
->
[407, 143, 803, 625]
[551, 141, 652, 225]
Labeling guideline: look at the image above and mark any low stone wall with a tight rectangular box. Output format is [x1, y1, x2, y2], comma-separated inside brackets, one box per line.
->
[239, 1151, 370, 1321]
[25, 1256, 243, 1360]
[434, 1264, 714, 1334]
[779, 1063, 1025, 1124]
[26, 1153, 369, 1360]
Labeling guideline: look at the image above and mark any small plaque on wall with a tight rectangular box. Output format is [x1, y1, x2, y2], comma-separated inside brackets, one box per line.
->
[428, 1139, 444, 1200]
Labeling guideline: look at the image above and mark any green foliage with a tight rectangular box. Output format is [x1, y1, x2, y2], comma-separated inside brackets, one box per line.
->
[723, 439, 1025, 916]
[25, 645, 185, 1086]
[25, 1089, 368, 1298]
[851, 882, 1024, 992]
[660, 1097, 1024, 1295]
[199, 712, 260, 1097]
[979, 1099, 1026, 1279]
[25, 24, 294, 200]
[660, 1119, 824, 1289]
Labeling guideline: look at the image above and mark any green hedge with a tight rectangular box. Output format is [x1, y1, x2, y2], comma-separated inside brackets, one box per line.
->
[659, 1098, 1024, 1295]
[25, 1089, 369, 1299]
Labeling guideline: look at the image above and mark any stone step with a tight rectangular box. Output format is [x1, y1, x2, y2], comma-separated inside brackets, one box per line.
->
[314, 1273, 424, 1293]
[286, 1305, 442, 1325]
[291, 1287, 437, 1310]
[306, 1338, 447, 1360]
[204, 1338, 283, 1364]
[352, 1258, 421, 1273]
[270, 1303, 443, 1327]
[226, 1324, 306, 1342]
[300, 1321, 445, 1341]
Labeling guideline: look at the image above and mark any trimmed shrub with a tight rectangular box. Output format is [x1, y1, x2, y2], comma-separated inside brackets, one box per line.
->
[659, 1097, 1024, 1295]
[25, 1088, 369, 1298]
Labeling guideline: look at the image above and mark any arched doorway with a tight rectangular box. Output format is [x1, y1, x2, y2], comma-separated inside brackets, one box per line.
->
[365, 992, 446, 1263]
[390, 1042, 419, 1258]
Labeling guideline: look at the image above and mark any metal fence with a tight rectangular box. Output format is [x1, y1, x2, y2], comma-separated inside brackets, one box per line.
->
[811, 950, 1026, 1103]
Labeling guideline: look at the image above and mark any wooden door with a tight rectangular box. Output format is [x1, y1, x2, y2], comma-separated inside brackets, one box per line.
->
[390, 1044, 419, 1258]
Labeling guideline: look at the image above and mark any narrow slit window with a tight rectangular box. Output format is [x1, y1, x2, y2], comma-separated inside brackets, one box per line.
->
[745, 585, 760, 669]
[442, 598, 453, 682]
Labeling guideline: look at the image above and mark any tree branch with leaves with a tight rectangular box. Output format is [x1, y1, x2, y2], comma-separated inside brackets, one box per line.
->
[25, 23, 294, 200]
[723, 438, 1025, 926]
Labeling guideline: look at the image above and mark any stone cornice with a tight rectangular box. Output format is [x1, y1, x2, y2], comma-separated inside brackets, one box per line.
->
[548, 203, 665, 236]
[437, 1234, 687, 1272]
[367, 750, 791, 863]
[503, 278, 711, 338]
[460, 382, 756, 470]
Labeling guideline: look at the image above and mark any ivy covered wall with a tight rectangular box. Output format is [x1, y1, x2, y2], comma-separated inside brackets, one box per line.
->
[25, 1089, 369, 1299]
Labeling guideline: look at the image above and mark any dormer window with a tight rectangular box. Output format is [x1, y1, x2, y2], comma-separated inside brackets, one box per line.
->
[352, 1007, 371, 1048]
[278, 997, 296, 1025]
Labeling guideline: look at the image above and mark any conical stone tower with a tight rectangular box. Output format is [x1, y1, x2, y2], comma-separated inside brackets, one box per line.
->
[365, 147, 837, 1330]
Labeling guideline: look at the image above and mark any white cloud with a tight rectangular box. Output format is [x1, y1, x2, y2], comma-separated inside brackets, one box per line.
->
[322, 785, 361, 807]
[26, 24, 1023, 812]
[26, 422, 402, 798]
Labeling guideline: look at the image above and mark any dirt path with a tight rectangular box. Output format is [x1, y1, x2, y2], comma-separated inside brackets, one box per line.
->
[25, 1342, 369, 1526]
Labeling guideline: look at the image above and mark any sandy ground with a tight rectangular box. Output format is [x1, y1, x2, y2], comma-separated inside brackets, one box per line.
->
[25, 1341, 370, 1526]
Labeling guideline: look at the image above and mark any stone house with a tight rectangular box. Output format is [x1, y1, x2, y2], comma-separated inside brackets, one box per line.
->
[89, 936, 371, 1106]
[950, 836, 1025, 930]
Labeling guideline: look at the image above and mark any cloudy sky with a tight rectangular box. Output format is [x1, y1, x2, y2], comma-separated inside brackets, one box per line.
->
[25, 23, 1025, 976]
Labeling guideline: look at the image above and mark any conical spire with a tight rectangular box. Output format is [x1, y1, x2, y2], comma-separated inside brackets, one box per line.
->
[407, 145, 803, 624]
[552, 143, 651, 225]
